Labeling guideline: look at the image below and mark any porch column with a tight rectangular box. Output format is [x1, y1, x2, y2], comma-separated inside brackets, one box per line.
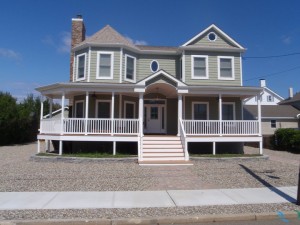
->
[177, 94, 183, 136]
[218, 94, 222, 136]
[138, 93, 144, 136]
[111, 92, 115, 136]
[85, 91, 89, 135]
[257, 94, 262, 136]
[213, 142, 216, 155]
[60, 93, 65, 135]
[40, 98, 44, 133]
[119, 94, 122, 118]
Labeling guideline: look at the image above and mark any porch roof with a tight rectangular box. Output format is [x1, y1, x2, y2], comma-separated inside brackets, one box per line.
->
[36, 82, 262, 99]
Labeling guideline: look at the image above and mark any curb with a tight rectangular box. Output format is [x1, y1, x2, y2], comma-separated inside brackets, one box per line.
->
[2, 211, 298, 225]
[190, 155, 269, 161]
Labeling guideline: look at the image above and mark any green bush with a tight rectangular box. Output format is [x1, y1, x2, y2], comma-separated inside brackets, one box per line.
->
[273, 128, 300, 152]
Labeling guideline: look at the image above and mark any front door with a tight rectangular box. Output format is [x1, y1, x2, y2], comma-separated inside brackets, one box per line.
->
[144, 100, 166, 134]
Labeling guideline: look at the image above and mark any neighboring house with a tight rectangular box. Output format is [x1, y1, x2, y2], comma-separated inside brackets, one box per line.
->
[244, 80, 300, 136]
[279, 89, 300, 110]
[36, 15, 263, 163]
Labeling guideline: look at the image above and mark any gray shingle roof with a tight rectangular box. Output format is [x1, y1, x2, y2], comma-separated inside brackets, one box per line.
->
[279, 92, 300, 105]
[75, 25, 138, 49]
[244, 105, 300, 119]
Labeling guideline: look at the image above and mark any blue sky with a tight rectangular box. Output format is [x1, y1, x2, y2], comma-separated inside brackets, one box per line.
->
[0, 0, 299, 101]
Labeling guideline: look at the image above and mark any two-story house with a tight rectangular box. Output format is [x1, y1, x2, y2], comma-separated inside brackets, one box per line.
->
[36, 15, 263, 163]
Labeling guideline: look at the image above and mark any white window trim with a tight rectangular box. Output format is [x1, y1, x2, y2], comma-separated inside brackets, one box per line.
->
[95, 100, 111, 118]
[76, 53, 87, 81]
[96, 51, 114, 80]
[124, 54, 136, 83]
[207, 32, 217, 42]
[222, 102, 236, 120]
[218, 56, 235, 80]
[124, 101, 136, 118]
[192, 102, 209, 120]
[191, 55, 209, 79]
[74, 100, 85, 117]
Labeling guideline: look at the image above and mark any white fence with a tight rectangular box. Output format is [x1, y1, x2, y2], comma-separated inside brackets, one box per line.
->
[182, 120, 259, 135]
[40, 118, 139, 135]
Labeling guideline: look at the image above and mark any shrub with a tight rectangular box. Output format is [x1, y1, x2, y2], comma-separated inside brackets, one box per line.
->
[273, 128, 300, 152]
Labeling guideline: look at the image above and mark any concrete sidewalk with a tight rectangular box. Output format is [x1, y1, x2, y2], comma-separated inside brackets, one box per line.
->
[0, 186, 296, 210]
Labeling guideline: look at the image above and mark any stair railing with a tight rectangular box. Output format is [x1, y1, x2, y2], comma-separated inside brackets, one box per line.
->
[179, 118, 189, 161]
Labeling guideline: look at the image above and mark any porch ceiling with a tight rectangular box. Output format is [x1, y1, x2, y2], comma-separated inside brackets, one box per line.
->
[145, 83, 177, 98]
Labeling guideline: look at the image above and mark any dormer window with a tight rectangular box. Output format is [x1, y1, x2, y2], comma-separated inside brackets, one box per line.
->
[218, 56, 234, 80]
[97, 51, 114, 79]
[76, 53, 86, 81]
[125, 54, 136, 82]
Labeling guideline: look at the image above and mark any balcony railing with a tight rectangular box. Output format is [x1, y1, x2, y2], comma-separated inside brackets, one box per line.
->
[182, 120, 259, 135]
[40, 118, 259, 136]
[40, 118, 140, 135]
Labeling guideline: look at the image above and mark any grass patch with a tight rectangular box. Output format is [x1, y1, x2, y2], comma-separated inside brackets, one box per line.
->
[190, 154, 262, 158]
[37, 152, 137, 158]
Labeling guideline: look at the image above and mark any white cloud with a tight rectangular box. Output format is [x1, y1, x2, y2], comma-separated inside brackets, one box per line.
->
[125, 36, 148, 45]
[282, 35, 292, 45]
[0, 48, 22, 60]
[42, 31, 71, 54]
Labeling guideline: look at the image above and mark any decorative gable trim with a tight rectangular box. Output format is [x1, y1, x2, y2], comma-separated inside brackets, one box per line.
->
[136, 69, 187, 88]
[182, 24, 245, 50]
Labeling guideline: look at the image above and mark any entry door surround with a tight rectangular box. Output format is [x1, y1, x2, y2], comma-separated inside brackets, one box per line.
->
[144, 99, 166, 134]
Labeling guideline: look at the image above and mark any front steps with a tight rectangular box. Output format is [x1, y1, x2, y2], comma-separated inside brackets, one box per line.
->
[139, 136, 192, 165]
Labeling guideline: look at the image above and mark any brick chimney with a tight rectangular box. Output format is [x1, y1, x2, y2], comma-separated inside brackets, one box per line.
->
[70, 15, 86, 82]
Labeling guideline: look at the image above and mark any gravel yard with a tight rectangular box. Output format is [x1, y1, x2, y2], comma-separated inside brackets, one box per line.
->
[0, 142, 300, 220]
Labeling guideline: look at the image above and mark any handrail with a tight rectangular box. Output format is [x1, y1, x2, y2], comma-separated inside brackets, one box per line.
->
[179, 118, 189, 161]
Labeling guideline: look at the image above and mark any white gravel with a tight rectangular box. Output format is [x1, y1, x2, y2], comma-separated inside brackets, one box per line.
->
[0, 142, 299, 220]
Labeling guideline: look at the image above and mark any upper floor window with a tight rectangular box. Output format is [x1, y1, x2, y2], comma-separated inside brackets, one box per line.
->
[150, 60, 159, 73]
[218, 56, 234, 80]
[207, 32, 217, 41]
[125, 54, 136, 82]
[267, 95, 274, 102]
[76, 53, 86, 81]
[97, 52, 113, 79]
[192, 55, 208, 79]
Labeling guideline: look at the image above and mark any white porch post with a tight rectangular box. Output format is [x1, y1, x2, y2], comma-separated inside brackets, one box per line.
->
[60, 93, 65, 135]
[213, 142, 216, 155]
[138, 93, 144, 136]
[257, 94, 263, 155]
[111, 92, 115, 136]
[49, 98, 53, 118]
[119, 94, 122, 118]
[85, 91, 89, 135]
[113, 141, 116, 155]
[177, 94, 183, 136]
[37, 140, 41, 153]
[40, 98, 44, 133]
[59, 140, 63, 156]
[218, 94, 222, 136]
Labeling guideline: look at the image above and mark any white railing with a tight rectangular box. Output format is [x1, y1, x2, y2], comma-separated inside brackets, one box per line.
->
[182, 120, 259, 135]
[179, 118, 189, 161]
[40, 118, 139, 135]
[40, 118, 62, 134]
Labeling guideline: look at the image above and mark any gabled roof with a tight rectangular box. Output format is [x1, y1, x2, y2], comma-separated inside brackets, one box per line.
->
[244, 105, 300, 119]
[279, 92, 300, 105]
[75, 25, 138, 50]
[182, 24, 245, 50]
[263, 86, 284, 101]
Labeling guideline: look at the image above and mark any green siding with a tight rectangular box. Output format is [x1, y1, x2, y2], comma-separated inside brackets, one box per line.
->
[184, 51, 241, 86]
[89, 47, 120, 83]
[188, 29, 237, 48]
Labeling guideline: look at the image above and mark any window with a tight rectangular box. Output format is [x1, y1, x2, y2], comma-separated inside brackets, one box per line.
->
[192, 55, 208, 79]
[222, 103, 235, 120]
[208, 32, 217, 41]
[150, 60, 159, 72]
[125, 55, 136, 82]
[271, 120, 276, 128]
[218, 57, 234, 80]
[150, 107, 158, 119]
[97, 52, 113, 79]
[124, 101, 136, 118]
[192, 102, 208, 120]
[96, 100, 111, 118]
[76, 53, 86, 80]
[75, 101, 84, 118]
[267, 95, 274, 102]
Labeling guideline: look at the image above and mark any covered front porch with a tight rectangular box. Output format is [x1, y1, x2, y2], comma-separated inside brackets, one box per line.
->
[36, 71, 263, 161]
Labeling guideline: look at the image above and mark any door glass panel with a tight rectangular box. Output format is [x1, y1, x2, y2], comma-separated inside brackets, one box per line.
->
[150, 107, 158, 119]
[97, 102, 110, 118]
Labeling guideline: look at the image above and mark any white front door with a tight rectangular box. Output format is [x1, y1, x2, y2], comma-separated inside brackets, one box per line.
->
[144, 101, 166, 134]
